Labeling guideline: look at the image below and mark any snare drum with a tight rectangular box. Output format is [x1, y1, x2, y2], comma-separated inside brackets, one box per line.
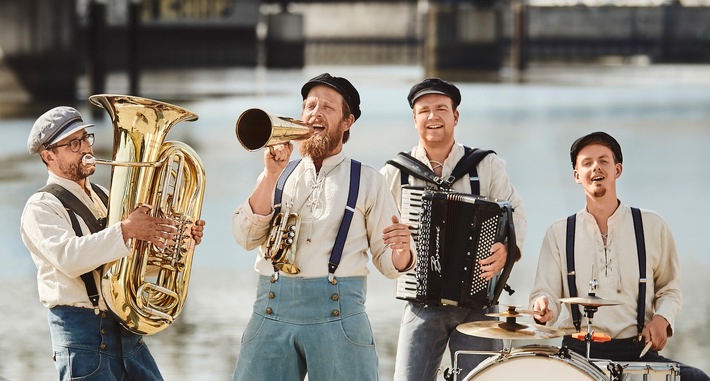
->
[463, 345, 607, 381]
[594, 361, 680, 381]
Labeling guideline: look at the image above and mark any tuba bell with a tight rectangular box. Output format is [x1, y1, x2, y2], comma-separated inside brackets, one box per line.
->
[235, 108, 312, 151]
[88, 94, 205, 335]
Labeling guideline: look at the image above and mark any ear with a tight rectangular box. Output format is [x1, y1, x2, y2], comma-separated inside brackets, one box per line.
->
[453, 109, 459, 126]
[40, 149, 54, 164]
[615, 163, 623, 178]
[343, 114, 354, 132]
[573, 169, 581, 184]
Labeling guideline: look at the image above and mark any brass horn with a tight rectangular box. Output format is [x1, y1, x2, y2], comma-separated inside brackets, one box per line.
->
[235, 108, 312, 151]
[88, 94, 205, 336]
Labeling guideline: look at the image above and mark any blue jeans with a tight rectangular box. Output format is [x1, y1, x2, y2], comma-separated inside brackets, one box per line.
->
[233, 275, 378, 381]
[48, 306, 163, 381]
[394, 302, 502, 381]
[563, 336, 710, 381]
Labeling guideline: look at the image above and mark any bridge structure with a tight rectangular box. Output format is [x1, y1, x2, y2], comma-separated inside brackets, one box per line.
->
[1, 0, 708, 101]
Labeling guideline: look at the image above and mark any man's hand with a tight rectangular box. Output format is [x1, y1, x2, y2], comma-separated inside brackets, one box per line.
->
[479, 242, 507, 280]
[121, 205, 178, 249]
[383, 215, 412, 271]
[532, 296, 553, 323]
[642, 315, 670, 352]
[265, 142, 293, 176]
[190, 219, 206, 245]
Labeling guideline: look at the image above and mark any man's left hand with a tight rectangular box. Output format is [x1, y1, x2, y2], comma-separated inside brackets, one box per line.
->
[479, 242, 507, 280]
[191, 219, 206, 245]
[383, 215, 412, 270]
[642, 315, 670, 352]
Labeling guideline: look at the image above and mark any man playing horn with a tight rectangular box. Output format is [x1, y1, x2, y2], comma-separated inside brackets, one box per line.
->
[20, 106, 206, 381]
[232, 73, 414, 381]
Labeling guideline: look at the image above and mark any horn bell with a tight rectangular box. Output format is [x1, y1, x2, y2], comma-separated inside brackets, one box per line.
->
[236, 108, 312, 151]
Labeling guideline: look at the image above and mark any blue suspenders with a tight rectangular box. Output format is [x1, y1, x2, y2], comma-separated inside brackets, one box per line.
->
[565, 207, 646, 338]
[273, 159, 362, 280]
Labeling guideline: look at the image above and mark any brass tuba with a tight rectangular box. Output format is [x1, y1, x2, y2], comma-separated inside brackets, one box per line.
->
[88, 94, 205, 335]
[235, 108, 312, 151]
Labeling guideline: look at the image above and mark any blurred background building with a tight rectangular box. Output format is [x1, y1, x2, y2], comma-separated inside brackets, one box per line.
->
[1, 0, 709, 101]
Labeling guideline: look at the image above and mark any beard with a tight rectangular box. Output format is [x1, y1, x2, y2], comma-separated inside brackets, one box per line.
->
[58, 157, 94, 181]
[299, 128, 342, 161]
[591, 187, 607, 198]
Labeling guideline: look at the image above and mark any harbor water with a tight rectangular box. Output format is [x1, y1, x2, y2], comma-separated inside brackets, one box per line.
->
[1, 64, 709, 380]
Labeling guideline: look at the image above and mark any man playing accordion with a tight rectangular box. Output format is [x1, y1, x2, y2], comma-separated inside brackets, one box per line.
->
[381, 78, 527, 381]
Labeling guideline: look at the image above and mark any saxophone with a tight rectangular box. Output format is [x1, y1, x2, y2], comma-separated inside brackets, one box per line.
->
[87, 94, 205, 335]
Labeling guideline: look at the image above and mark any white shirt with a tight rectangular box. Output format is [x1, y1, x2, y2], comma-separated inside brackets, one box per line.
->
[20, 171, 129, 310]
[232, 152, 409, 279]
[529, 203, 682, 339]
[380, 143, 527, 250]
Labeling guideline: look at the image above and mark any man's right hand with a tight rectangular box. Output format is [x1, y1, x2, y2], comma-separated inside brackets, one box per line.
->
[265, 142, 293, 175]
[533, 295, 553, 323]
[120, 205, 178, 249]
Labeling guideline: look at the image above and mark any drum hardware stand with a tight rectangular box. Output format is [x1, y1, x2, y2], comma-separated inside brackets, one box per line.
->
[444, 347, 512, 381]
[606, 362, 626, 381]
[582, 279, 601, 361]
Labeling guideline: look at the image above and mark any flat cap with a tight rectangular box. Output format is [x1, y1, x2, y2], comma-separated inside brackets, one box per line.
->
[570, 131, 623, 169]
[28, 106, 93, 154]
[407, 77, 461, 108]
[301, 73, 361, 121]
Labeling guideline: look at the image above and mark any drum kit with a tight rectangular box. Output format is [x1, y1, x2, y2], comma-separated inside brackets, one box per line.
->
[448, 284, 680, 381]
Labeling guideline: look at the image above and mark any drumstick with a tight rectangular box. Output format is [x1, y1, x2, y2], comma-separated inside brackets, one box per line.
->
[639, 341, 652, 358]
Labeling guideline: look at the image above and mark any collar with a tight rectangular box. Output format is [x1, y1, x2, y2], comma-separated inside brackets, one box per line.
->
[303, 151, 347, 170]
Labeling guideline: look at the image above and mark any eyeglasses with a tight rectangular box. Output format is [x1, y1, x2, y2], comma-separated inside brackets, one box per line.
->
[47, 133, 95, 152]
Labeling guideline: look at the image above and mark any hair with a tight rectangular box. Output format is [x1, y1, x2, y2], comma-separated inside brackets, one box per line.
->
[570, 132, 623, 169]
[341, 98, 351, 143]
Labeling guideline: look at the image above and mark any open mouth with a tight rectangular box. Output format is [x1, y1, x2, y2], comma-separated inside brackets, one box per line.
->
[426, 124, 443, 130]
[592, 175, 604, 182]
[312, 124, 325, 133]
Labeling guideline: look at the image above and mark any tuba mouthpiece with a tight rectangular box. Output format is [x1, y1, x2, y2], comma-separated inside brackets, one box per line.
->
[82, 154, 97, 166]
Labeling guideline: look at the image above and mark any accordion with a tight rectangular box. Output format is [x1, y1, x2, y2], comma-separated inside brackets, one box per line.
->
[396, 187, 516, 308]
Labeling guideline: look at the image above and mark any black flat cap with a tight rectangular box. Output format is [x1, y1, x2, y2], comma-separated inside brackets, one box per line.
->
[407, 77, 461, 108]
[301, 73, 361, 121]
[570, 131, 623, 169]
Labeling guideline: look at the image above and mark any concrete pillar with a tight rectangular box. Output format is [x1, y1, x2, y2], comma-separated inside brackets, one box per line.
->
[265, 12, 305, 68]
[424, 1, 503, 80]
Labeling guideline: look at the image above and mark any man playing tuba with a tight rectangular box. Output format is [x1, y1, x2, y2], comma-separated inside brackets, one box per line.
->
[232, 73, 414, 381]
[20, 106, 206, 381]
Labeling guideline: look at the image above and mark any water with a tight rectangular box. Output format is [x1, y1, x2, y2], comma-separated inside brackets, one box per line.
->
[1, 64, 710, 380]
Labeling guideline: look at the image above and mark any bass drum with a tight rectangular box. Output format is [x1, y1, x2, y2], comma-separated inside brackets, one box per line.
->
[463, 345, 607, 381]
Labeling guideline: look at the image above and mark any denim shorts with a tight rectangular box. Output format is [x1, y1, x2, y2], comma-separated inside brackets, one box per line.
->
[48, 306, 163, 381]
[233, 275, 378, 381]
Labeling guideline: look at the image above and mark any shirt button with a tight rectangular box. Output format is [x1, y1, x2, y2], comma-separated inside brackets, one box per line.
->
[101, 312, 107, 319]
[332, 309, 340, 317]
[268, 292, 275, 299]
[330, 278, 338, 285]
[266, 307, 273, 315]
[99, 343, 107, 350]
[101, 328, 107, 334]
[331, 293, 339, 301]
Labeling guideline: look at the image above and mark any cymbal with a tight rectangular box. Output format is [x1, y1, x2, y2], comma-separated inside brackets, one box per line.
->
[560, 295, 622, 307]
[456, 321, 564, 340]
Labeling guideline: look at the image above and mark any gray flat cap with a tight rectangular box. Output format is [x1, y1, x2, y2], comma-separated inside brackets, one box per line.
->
[28, 106, 94, 154]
